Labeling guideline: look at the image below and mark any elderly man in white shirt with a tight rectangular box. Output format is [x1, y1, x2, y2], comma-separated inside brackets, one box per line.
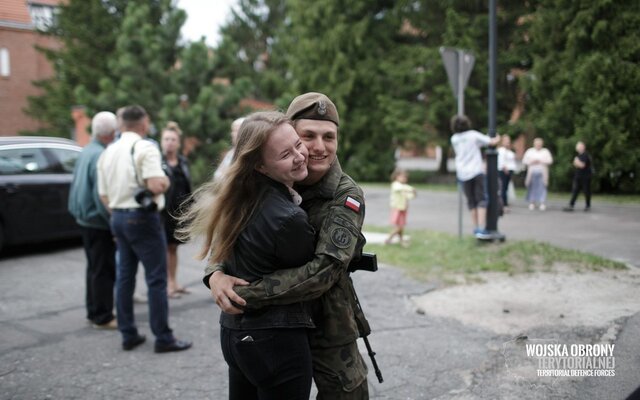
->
[97, 105, 191, 353]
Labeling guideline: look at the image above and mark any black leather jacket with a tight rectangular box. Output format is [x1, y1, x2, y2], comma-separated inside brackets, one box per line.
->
[161, 155, 192, 212]
[220, 175, 316, 330]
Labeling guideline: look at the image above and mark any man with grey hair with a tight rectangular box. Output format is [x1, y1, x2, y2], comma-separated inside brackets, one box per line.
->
[69, 111, 118, 329]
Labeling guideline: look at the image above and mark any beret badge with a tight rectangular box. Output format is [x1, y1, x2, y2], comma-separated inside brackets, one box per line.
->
[317, 100, 327, 116]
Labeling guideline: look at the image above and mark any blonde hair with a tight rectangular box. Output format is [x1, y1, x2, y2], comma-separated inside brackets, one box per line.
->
[390, 167, 407, 182]
[231, 117, 245, 132]
[162, 121, 182, 138]
[177, 111, 292, 262]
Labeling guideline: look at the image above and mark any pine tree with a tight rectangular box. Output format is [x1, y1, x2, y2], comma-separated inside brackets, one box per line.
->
[91, 0, 186, 120]
[26, 0, 121, 135]
[214, 0, 288, 101]
[26, 0, 187, 135]
[274, 1, 536, 180]
[158, 40, 253, 184]
[524, 0, 640, 192]
[404, 1, 540, 173]
[280, 0, 415, 180]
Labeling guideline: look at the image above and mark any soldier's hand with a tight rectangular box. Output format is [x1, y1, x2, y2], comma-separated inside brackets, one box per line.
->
[209, 271, 249, 314]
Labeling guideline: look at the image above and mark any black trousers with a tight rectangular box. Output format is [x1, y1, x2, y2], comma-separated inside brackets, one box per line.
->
[220, 327, 312, 400]
[499, 170, 512, 206]
[569, 175, 591, 208]
[81, 227, 116, 325]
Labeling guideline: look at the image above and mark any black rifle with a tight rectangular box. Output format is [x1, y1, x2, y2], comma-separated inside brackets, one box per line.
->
[348, 253, 384, 383]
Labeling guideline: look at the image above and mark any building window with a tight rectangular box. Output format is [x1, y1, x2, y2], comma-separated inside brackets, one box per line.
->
[29, 4, 57, 31]
[0, 48, 9, 77]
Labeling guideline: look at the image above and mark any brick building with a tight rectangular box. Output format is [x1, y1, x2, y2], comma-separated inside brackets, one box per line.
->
[0, 0, 61, 136]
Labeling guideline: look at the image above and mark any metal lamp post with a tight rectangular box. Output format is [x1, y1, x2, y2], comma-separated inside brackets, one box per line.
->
[484, 0, 505, 242]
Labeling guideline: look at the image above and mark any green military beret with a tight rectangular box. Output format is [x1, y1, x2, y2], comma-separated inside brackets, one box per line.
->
[286, 92, 339, 127]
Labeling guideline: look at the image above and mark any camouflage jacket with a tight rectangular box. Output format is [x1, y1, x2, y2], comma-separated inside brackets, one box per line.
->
[204, 161, 370, 348]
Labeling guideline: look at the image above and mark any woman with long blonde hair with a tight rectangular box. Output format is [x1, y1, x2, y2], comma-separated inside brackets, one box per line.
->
[179, 111, 315, 400]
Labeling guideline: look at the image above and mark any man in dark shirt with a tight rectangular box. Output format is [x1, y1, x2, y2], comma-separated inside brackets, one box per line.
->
[563, 141, 593, 211]
[68, 111, 117, 329]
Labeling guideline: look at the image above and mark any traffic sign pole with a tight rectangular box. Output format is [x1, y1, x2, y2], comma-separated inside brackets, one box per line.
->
[457, 49, 465, 116]
[440, 47, 475, 239]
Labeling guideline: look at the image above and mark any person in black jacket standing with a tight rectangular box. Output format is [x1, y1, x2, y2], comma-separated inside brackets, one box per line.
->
[563, 141, 593, 212]
[160, 122, 193, 298]
[178, 111, 315, 400]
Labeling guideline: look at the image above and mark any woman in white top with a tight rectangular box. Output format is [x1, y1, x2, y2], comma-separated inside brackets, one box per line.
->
[522, 137, 553, 210]
[497, 135, 517, 210]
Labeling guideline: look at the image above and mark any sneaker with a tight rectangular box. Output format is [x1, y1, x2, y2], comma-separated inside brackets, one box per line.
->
[539, 204, 546, 211]
[528, 203, 535, 211]
[475, 229, 492, 240]
[562, 206, 575, 212]
[584, 207, 590, 212]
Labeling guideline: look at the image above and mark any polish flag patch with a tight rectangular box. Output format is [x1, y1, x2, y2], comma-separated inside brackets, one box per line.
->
[344, 196, 361, 213]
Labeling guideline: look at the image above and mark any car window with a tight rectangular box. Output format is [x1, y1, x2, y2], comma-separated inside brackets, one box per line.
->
[0, 147, 52, 175]
[46, 147, 80, 173]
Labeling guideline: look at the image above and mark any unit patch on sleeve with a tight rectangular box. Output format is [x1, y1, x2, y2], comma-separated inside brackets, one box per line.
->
[344, 196, 361, 213]
[330, 227, 352, 249]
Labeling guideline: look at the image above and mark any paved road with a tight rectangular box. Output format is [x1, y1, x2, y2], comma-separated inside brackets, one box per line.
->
[0, 188, 638, 399]
[362, 186, 640, 267]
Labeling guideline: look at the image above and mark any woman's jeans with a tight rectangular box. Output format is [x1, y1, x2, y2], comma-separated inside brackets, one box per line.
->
[220, 327, 312, 400]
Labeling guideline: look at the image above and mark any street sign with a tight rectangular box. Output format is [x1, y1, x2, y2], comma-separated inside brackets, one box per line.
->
[439, 47, 475, 98]
[440, 47, 476, 240]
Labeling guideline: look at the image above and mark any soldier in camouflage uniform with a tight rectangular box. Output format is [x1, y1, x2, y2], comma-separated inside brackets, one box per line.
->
[205, 92, 372, 399]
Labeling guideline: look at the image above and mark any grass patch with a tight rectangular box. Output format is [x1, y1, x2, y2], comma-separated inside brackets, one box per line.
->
[363, 226, 626, 284]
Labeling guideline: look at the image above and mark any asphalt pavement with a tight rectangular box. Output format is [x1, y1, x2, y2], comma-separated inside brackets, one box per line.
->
[0, 186, 638, 399]
[362, 186, 640, 268]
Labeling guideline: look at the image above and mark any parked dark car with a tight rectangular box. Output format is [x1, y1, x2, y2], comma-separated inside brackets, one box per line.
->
[0, 136, 82, 253]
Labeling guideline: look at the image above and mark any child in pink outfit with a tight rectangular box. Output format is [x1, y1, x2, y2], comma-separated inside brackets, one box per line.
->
[385, 169, 416, 247]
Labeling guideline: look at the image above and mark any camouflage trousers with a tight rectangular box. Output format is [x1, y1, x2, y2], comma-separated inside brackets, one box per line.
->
[312, 341, 369, 400]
